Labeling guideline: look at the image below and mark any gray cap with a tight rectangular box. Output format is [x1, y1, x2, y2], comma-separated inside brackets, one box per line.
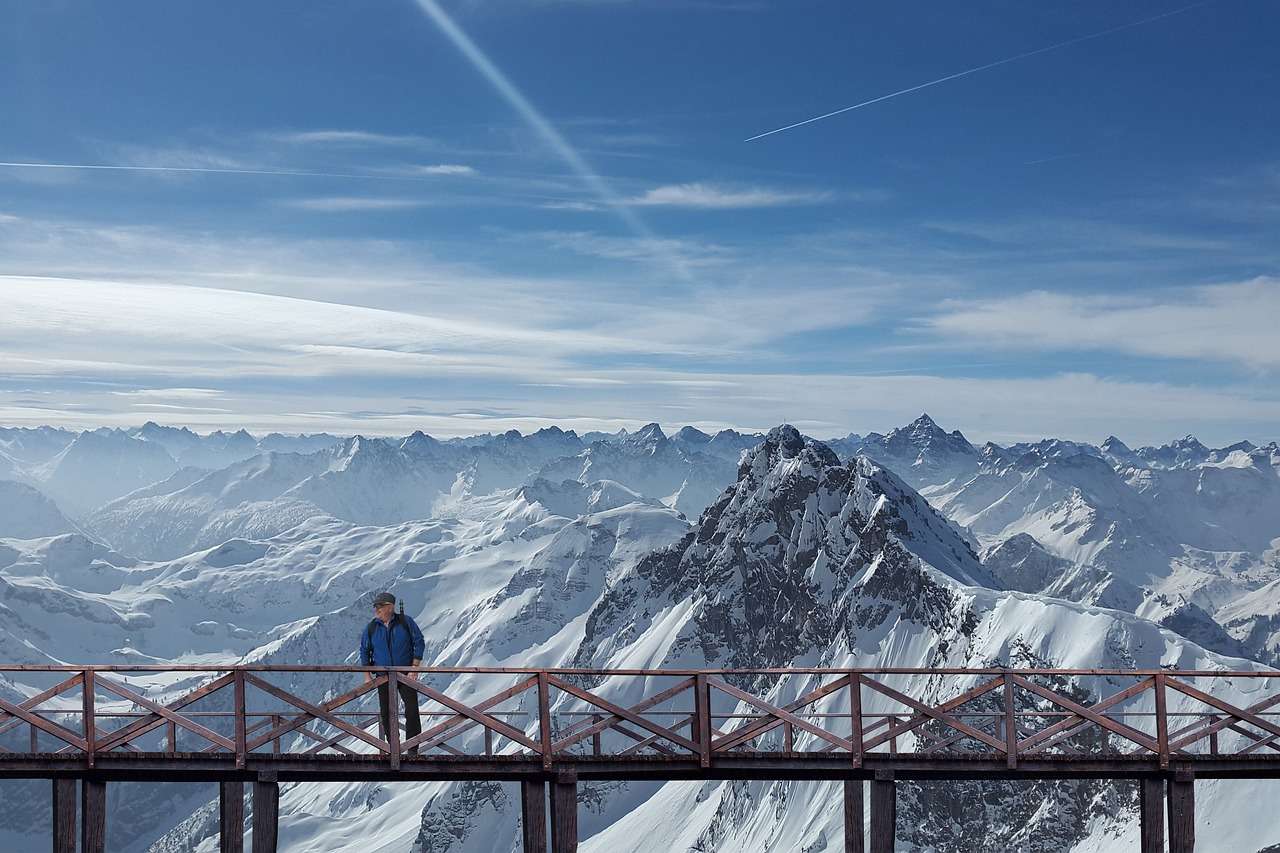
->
[372, 591, 395, 606]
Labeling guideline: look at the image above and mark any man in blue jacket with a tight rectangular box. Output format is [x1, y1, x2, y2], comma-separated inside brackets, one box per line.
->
[360, 591, 425, 753]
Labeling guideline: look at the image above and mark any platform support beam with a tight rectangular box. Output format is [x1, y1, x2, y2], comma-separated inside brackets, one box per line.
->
[1168, 774, 1195, 853]
[550, 777, 577, 853]
[82, 778, 106, 853]
[1139, 778, 1164, 853]
[521, 779, 547, 853]
[52, 779, 76, 853]
[870, 771, 895, 853]
[252, 777, 279, 853]
[844, 778, 865, 853]
[221, 780, 245, 853]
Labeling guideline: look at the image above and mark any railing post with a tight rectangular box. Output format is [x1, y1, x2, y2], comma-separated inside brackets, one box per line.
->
[30, 719, 38, 753]
[1140, 777, 1165, 853]
[1004, 674, 1017, 769]
[220, 780, 245, 853]
[81, 778, 107, 853]
[82, 668, 96, 769]
[1168, 770, 1195, 853]
[694, 673, 711, 768]
[234, 669, 247, 770]
[167, 720, 177, 754]
[850, 673, 863, 769]
[271, 715, 281, 757]
[869, 770, 895, 853]
[537, 671, 553, 771]
[52, 778, 76, 853]
[386, 668, 401, 771]
[1155, 673, 1170, 769]
[843, 778, 865, 853]
[550, 774, 578, 853]
[252, 774, 279, 853]
[591, 714, 602, 757]
[521, 779, 547, 853]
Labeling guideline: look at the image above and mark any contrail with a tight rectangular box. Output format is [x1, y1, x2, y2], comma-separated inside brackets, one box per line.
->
[745, 1, 1214, 142]
[409, 0, 694, 279]
[0, 161, 440, 181]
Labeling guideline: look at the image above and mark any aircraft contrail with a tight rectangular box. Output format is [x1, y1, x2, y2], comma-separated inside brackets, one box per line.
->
[745, 1, 1214, 142]
[409, 0, 695, 280]
[0, 161, 438, 181]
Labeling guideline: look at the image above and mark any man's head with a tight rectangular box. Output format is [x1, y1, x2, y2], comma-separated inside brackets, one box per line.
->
[372, 591, 395, 623]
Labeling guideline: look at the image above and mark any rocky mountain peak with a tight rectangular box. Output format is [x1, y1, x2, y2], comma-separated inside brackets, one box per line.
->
[624, 422, 668, 453]
[674, 425, 711, 444]
[577, 425, 991, 668]
[1101, 435, 1131, 453]
[737, 423, 838, 479]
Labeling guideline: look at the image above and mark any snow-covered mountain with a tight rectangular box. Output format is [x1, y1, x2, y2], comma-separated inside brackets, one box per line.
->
[84, 431, 643, 561]
[28, 430, 180, 517]
[0, 477, 689, 852]
[0, 426, 76, 468]
[856, 416, 1280, 668]
[846, 413, 980, 492]
[2, 417, 1280, 852]
[534, 423, 738, 517]
[0, 480, 78, 539]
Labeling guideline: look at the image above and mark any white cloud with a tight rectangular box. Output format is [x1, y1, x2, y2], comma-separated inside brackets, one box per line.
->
[626, 182, 832, 209]
[411, 164, 477, 176]
[110, 388, 225, 399]
[533, 229, 735, 269]
[278, 197, 434, 212]
[922, 277, 1280, 369]
[540, 200, 602, 212]
[269, 130, 433, 147]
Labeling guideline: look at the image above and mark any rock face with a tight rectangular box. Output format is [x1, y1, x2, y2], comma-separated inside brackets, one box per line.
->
[560, 427, 1267, 853]
[577, 425, 992, 671]
[854, 413, 980, 489]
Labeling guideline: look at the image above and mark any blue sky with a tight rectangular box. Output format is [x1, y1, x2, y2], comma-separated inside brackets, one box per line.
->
[1, 0, 1277, 445]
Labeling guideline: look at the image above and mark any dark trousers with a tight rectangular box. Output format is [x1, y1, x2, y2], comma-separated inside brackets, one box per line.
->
[378, 682, 422, 754]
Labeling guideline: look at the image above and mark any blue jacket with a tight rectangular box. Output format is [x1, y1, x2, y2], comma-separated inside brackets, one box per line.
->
[359, 614, 425, 667]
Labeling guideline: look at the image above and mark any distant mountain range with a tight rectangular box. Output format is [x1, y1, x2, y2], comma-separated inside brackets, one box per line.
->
[1, 416, 1278, 851]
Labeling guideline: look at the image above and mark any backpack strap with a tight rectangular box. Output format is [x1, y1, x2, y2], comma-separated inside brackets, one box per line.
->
[364, 619, 381, 665]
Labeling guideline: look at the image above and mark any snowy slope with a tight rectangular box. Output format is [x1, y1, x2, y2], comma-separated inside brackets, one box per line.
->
[86, 431, 599, 560]
[0, 481, 690, 853]
[0, 480, 78, 539]
[27, 430, 179, 518]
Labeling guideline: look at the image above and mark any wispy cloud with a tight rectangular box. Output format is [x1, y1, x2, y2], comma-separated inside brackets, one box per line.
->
[110, 388, 225, 399]
[540, 200, 602, 212]
[278, 197, 435, 212]
[411, 164, 478, 176]
[625, 182, 832, 209]
[921, 277, 1280, 369]
[531, 229, 735, 269]
[268, 129, 434, 147]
